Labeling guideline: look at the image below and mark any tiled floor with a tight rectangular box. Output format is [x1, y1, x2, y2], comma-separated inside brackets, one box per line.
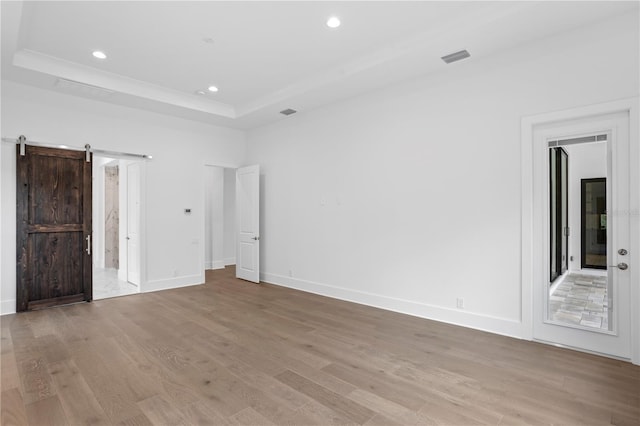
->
[549, 272, 609, 330]
[93, 267, 139, 300]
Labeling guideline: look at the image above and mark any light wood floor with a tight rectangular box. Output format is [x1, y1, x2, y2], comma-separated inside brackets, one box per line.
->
[1, 267, 639, 425]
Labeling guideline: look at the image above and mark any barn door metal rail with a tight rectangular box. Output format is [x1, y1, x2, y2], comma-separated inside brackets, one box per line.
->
[2, 135, 153, 161]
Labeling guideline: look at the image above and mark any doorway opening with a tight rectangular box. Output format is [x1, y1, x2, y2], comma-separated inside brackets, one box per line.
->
[92, 156, 141, 299]
[204, 165, 236, 273]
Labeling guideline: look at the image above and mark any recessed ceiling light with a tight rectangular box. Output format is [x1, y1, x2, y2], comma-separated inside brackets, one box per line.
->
[92, 50, 107, 59]
[208, 86, 219, 93]
[326, 16, 341, 28]
[195, 90, 206, 95]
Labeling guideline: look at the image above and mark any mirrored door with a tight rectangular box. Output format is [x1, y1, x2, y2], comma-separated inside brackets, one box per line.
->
[531, 110, 631, 360]
[548, 141, 610, 332]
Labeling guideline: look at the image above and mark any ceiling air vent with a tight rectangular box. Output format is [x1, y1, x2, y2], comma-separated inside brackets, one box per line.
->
[280, 108, 297, 116]
[55, 78, 115, 97]
[441, 49, 471, 64]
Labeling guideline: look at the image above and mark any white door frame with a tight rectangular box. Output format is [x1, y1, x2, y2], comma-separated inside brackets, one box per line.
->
[126, 161, 142, 286]
[521, 97, 639, 365]
[133, 160, 148, 290]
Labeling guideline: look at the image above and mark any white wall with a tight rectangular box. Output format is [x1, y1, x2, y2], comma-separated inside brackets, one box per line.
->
[245, 13, 639, 337]
[1, 81, 245, 314]
[565, 142, 607, 272]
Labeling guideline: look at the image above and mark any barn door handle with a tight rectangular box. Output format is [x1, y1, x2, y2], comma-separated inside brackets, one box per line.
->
[86, 235, 91, 256]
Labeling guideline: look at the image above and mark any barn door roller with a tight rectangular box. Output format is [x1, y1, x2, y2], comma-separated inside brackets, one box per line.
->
[18, 135, 26, 156]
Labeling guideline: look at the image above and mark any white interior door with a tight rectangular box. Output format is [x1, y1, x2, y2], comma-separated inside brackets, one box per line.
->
[532, 112, 631, 359]
[236, 165, 260, 283]
[127, 162, 141, 285]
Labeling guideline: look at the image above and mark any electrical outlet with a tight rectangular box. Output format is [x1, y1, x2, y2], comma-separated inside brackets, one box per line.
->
[456, 298, 464, 309]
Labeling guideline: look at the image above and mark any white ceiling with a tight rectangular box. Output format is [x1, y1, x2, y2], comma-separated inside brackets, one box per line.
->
[2, 1, 637, 129]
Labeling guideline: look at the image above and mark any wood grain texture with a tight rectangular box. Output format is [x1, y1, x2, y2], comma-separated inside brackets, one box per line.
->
[24, 395, 68, 426]
[48, 359, 111, 425]
[16, 145, 92, 312]
[2, 266, 639, 425]
[1, 388, 28, 426]
[16, 145, 29, 312]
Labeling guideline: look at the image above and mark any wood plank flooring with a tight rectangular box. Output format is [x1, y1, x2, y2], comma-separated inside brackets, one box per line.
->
[1, 266, 639, 425]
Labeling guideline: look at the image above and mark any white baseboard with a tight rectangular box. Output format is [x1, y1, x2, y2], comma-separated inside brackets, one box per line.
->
[143, 274, 203, 293]
[260, 272, 523, 339]
[206, 260, 227, 270]
[224, 257, 236, 266]
[1, 273, 204, 314]
[1, 299, 16, 316]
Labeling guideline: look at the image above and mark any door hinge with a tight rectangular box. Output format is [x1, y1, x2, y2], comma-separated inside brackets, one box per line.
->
[564, 227, 570, 236]
[85, 144, 91, 162]
[86, 235, 91, 255]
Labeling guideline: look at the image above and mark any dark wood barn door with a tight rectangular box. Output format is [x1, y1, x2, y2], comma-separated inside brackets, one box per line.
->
[16, 145, 92, 312]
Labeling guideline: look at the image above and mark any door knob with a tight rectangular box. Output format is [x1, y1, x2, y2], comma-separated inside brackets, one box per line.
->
[616, 263, 628, 270]
[252, 236, 260, 241]
[618, 249, 628, 255]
